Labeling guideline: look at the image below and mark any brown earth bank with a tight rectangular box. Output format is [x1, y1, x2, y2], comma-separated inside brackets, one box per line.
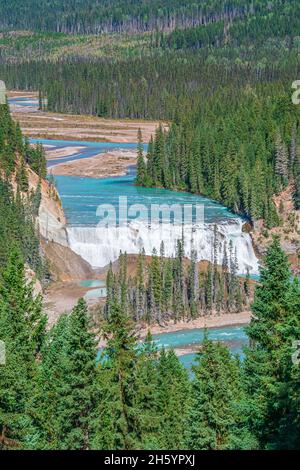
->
[8, 91, 167, 143]
[138, 311, 251, 338]
[252, 184, 300, 274]
[44, 254, 256, 328]
[96, 311, 252, 350]
[48, 148, 138, 178]
[41, 239, 94, 282]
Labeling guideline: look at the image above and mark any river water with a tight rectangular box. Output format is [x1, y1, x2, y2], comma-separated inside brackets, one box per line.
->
[9, 96, 252, 366]
[42, 138, 252, 366]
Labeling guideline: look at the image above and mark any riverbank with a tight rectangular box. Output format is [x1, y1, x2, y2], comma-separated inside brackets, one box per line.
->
[8, 91, 166, 143]
[139, 311, 251, 339]
[95, 312, 251, 351]
[46, 146, 85, 161]
[48, 148, 138, 178]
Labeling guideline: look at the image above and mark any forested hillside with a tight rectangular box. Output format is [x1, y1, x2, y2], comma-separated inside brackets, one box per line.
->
[1, 237, 299, 449]
[0, 0, 260, 34]
[137, 86, 300, 226]
[1, 1, 300, 228]
[0, 104, 46, 277]
[105, 241, 251, 325]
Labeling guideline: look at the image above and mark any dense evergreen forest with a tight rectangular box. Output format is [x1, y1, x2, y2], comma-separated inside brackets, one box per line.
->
[137, 87, 300, 226]
[1, 0, 300, 452]
[104, 238, 251, 325]
[0, 104, 47, 278]
[0, 237, 299, 449]
[0, 0, 266, 34]
[1, 1, 300, 119]
[1, 1, 299, 229]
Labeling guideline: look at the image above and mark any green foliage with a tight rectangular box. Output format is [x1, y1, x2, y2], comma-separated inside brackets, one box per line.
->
[94, 299, 141, 450]
[105, 243, 248, 325]
[138, 89, 299, 225]
[0, 247, 46, 449]
[0, 239, 299, 450]
[244, 237, 300, 449]
[156, 349, 190, 450]
[0, 0, 265, 34]
[0, 105, 47, 277]
[28, 299, 98, 450]
[0, 0, 299, 452]
[187, 337, 257, 450]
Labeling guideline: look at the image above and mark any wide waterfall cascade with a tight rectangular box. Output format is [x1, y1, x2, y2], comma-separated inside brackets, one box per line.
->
[67, 219, 259, 275]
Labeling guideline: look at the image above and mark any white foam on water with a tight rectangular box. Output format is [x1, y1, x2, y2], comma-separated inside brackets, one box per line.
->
[67, 219, 259, 275]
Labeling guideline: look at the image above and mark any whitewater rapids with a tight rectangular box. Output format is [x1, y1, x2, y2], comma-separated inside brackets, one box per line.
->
[67, 219, 259, 275]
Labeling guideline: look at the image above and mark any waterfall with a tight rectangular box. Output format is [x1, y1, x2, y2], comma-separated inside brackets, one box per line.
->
[67, 219, 259, 275]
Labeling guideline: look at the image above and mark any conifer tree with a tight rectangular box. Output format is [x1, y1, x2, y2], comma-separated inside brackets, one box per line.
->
[134, 332, 161, 449]
[243, 236, 299, 448]
[0, 247, 46, 449]
[136, 128, 147, 186]
[187, 337, 257, 450]
[29, 299, 98, 450]
[157, 349, 190, 450]
[94, 300, 140, 450]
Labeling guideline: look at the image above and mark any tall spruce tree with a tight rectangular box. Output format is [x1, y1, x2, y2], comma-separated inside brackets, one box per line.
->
[186, 337, 257, 450]
[93, 300, 141, 450]
[136, 128, 147, 186]
[28, 299, 98, 450]
[243, 236, 300, 449]
[0, 247, 46, 449]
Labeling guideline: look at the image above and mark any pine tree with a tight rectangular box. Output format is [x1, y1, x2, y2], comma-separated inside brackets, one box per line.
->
[243, 236, 298, 448]
[292, 123, 300, 208]
[186, 337, 256, 450]
[149, 248, 162, 323]
[94, 300, 140, 450]
[136, 249, 146, 320]
[27, 315, 71, 449]
[290, 122, 298, 172]
[269, 278, 300, 449]
[0, 247, 46, 449]
[29, 299, 98, 450]
[188, 248, 198, 318]
[63, 299, 98, 449]
[136, 128, 147, 186]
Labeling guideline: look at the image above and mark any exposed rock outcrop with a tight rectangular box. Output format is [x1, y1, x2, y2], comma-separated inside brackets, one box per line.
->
[41, 238, 94, 282]
[25, 266, 43, 297]
[251, 185, 300, 273]
[27, 168, 69, 247]
[27, 167, 95, 281]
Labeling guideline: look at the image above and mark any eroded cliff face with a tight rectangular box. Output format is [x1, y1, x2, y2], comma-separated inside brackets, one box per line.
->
[27, 167, 69, 247]
[41, 239, 93, 282]
[27, 167, 94, 281]
[25, 266, 43, 297]
[251, 185, 300, 274]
